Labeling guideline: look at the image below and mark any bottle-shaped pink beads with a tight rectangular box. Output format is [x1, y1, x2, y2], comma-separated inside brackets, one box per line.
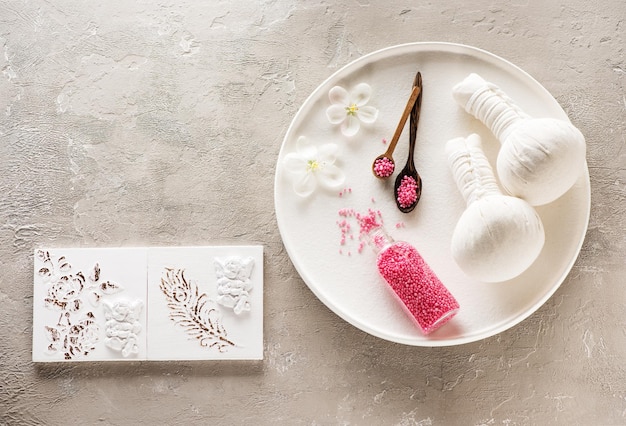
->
[365, 226, 460, 334]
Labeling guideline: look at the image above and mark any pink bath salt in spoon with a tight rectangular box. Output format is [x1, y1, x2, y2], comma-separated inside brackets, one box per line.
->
[358, 210, 460, 334]
[396, 175, 419, 208]
[372, 84, 421, 179]
[373, 156, 395, 178]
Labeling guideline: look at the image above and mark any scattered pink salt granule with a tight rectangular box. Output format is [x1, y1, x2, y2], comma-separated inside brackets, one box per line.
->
[373, 157, 395, 178]
[355, 208, 381, 234]
[396, 175, 418, 208]
[336, 207, 384, 255]
[338, 187, 353, 197]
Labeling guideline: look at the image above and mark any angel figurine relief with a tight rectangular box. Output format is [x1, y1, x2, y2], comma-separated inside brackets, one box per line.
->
[214, 256, 255, 315]
[102, 299, 143, 358]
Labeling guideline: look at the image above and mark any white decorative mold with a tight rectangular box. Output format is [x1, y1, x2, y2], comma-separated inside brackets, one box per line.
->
[32, 246, 264, 362]
[33, 248, 148, 362]
[147, 246, 263, 361]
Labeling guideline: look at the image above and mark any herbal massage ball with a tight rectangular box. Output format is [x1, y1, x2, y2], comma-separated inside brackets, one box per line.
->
[452, 73, 586, 206]
[446, 134, 545, 282]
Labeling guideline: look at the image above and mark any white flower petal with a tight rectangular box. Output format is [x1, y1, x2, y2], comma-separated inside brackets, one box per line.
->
[328, 85, 350, 105]
[326, 104, 347, 124]
[317, 164, 345, 188]
[295, 136, 317, 158]
[317, 143, 339, 163]
[351, 83, 372, 106]
[341, 115, 360, 137]
[293, 172, 316, 197]
[357, 105, 378, 123]
[283, 152, 306, 174]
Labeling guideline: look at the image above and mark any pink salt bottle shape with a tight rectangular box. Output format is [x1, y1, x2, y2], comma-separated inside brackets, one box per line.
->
[361, 214, 459, 334]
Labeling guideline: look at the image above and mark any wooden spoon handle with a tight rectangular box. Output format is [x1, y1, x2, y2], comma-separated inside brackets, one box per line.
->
[407, 71, 423, 171]
[385, 85, 421, 157]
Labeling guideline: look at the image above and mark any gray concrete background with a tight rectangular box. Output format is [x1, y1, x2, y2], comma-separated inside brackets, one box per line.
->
[1, 1, 625, 424]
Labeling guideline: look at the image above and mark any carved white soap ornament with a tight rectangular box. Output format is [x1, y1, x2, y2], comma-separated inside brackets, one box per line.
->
[452, 73, 586, 206]
[446, 134, 545, 282]
[214, 256, 255, 315]
[103, 299, 143, 358]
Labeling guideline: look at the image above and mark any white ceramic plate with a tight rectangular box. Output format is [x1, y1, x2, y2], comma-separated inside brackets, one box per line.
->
[274, 42, 590, 346]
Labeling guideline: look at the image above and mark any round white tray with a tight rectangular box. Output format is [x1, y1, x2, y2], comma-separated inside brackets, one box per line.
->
[274, 42, 590, 346]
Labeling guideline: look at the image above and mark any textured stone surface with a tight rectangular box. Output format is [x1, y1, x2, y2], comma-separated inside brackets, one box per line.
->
[1, 0, 625, 424]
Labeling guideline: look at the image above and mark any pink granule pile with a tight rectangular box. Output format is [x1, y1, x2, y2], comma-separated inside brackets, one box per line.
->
[355, 208, 381, 234]
[377, 241, 460, 334]
[373, 157, 395, 178]
[396, 175, 418, 208]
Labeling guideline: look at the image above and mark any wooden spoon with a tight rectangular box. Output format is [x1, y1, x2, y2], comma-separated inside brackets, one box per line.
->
[394, 71, 423, 213]
[372, 85, 421, 178]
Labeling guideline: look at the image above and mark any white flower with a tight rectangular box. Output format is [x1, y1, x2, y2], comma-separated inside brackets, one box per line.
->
[326, 83, 378, 137]
[283, 136, 345, 197]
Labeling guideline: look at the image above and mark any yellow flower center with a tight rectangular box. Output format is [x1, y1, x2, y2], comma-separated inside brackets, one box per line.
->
[345, 103, 358, 116]
[306, 159, 321, 172]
